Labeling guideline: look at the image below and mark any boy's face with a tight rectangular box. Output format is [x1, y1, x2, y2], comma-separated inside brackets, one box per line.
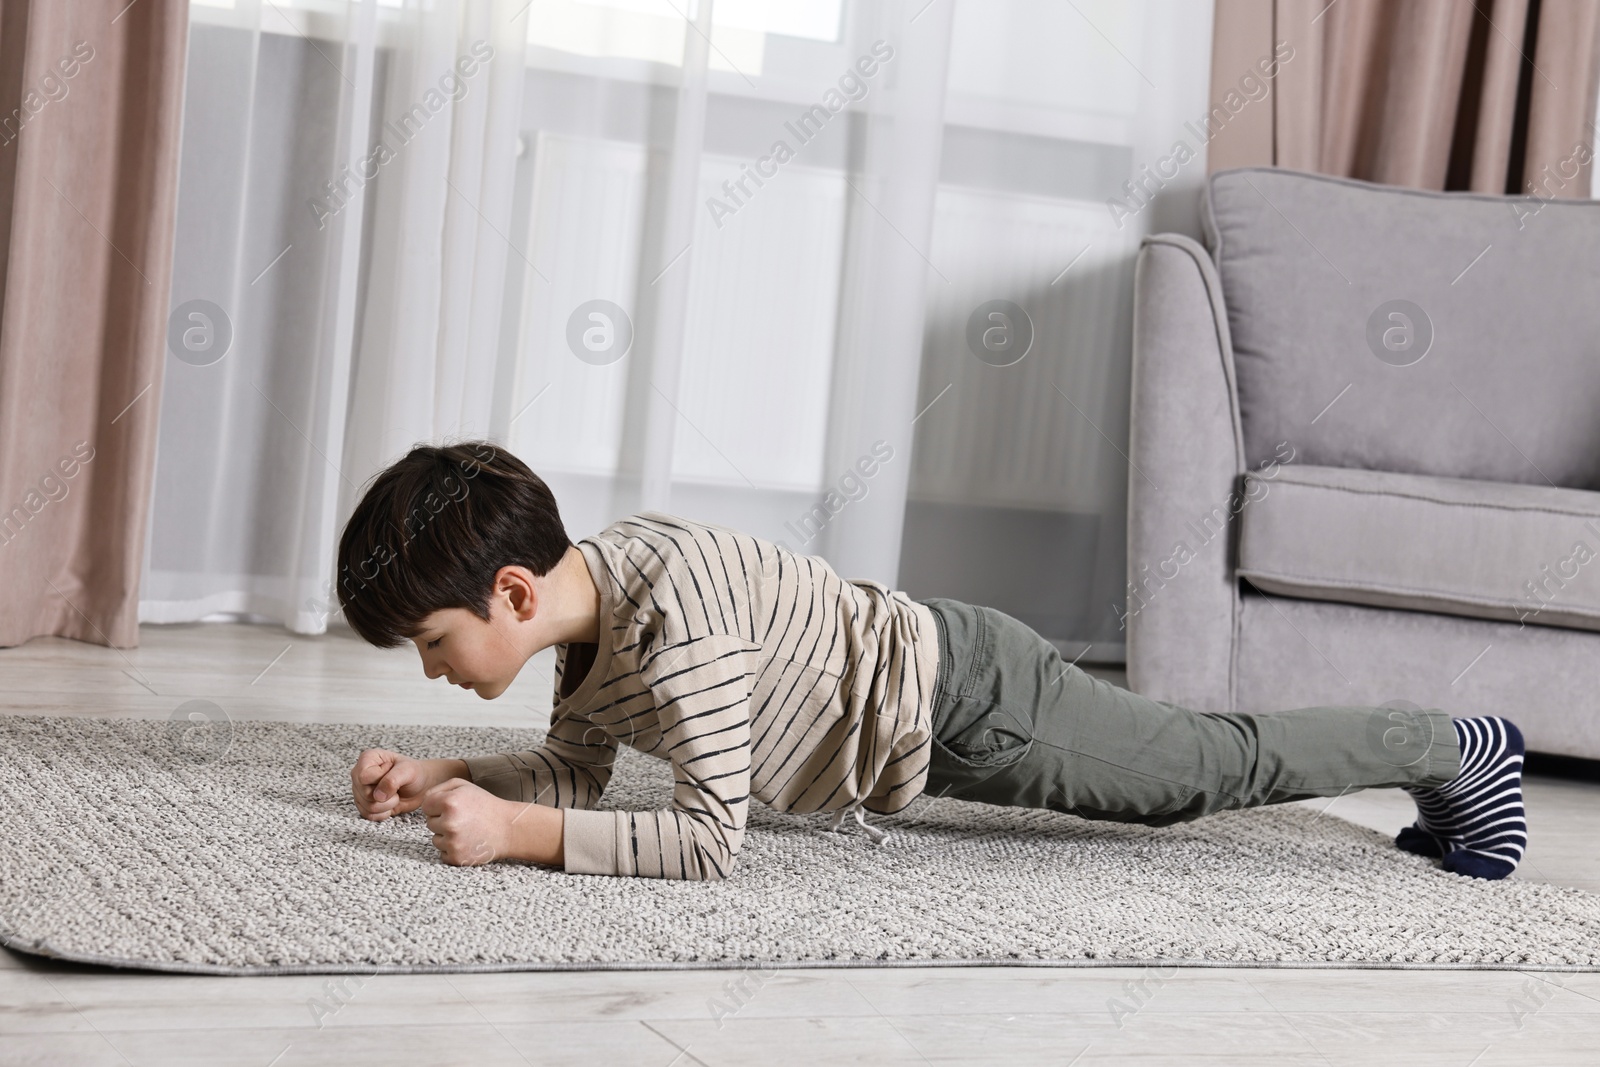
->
[410, 601, 524, 700]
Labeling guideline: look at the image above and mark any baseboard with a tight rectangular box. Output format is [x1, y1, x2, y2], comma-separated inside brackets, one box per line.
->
[1525, 750, 1600, 783]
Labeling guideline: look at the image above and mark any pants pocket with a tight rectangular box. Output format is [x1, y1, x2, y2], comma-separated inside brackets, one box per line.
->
[925, 695, 1035, 798]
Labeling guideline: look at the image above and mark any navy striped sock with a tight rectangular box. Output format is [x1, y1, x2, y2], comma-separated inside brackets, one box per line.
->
[1396, 716, 1527, 880]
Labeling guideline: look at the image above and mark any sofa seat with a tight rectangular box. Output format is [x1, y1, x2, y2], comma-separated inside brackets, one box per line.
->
[1237, 464, 1600, 633]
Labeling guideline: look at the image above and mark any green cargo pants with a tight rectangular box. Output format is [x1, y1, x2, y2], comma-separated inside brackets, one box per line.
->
[916, 597, 1461, 823]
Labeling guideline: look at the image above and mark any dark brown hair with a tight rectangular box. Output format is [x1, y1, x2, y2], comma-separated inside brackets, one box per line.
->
[336, 440, 572, 648]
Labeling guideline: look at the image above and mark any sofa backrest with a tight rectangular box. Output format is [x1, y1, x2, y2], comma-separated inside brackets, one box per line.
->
[1202, 168, 1600, 489]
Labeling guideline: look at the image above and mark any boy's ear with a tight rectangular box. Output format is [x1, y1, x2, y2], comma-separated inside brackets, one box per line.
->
[493, 565, 539, 622]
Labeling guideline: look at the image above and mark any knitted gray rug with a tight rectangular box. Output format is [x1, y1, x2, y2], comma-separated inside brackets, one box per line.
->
[2, 714, 1597, 975]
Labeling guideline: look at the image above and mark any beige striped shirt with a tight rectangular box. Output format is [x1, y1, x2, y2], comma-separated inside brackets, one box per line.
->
[461, 510, 940, 881]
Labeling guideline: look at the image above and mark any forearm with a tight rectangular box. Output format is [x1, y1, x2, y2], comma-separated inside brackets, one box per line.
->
[559, 807, 738, 881]
[462, 749, 608, 808]
[435, 758, 470, 783]
[506, 802, 565, 867]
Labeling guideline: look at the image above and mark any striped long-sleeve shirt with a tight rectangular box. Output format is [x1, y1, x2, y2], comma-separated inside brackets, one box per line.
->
[460, 511, 940, 881]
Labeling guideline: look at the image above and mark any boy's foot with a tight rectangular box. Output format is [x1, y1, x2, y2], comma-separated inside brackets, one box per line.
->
[1394, 822, 1444, 858]
[1397, 716, 1527, 880]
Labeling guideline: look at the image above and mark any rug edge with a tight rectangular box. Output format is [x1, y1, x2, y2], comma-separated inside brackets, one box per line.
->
[5, 928, 1597, 976]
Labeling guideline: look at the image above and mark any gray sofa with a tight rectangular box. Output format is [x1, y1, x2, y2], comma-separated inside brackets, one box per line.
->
[1126, 167, 1600, 761]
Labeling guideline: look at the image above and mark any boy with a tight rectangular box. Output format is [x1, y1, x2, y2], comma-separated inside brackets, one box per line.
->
[340, 442, 1528, 882]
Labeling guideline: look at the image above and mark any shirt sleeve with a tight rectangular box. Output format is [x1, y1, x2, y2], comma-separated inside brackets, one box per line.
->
[461, 701, 617, 809]
[561, 632, 757, 881]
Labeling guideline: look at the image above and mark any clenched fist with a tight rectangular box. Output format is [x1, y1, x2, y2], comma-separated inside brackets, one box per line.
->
[350, 748, 466, 821]
[420, 778, 520, 865]
[420, 778, 564, 867]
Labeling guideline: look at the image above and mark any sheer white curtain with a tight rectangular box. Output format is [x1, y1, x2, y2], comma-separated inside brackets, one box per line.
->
[143, 0, 376, 634]
[145, 0, 536, 633]
[340, 1, 527, 514]
[145, 0, 1214, 662]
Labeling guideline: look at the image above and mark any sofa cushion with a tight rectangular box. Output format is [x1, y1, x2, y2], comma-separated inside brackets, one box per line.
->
[1237, 464, 1600, 633]
[1202, 168, 1600, 490]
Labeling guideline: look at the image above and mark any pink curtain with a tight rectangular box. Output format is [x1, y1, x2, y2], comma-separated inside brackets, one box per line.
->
[1209, 0, 1600, 197]
[0, 0, 188, 647]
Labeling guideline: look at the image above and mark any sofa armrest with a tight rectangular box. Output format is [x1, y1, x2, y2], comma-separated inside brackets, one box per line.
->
[1125, 233, 1246, 711]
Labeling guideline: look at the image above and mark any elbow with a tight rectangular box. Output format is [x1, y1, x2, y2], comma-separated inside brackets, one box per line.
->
[692, 845, 737, 882]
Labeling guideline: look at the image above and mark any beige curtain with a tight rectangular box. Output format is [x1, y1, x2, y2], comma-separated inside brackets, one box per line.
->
[1209, 0, 1600, 196]
[0, 0, 188, 648]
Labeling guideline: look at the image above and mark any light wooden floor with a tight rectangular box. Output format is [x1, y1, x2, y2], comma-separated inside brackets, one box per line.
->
[3, 622, 1598, 1066]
